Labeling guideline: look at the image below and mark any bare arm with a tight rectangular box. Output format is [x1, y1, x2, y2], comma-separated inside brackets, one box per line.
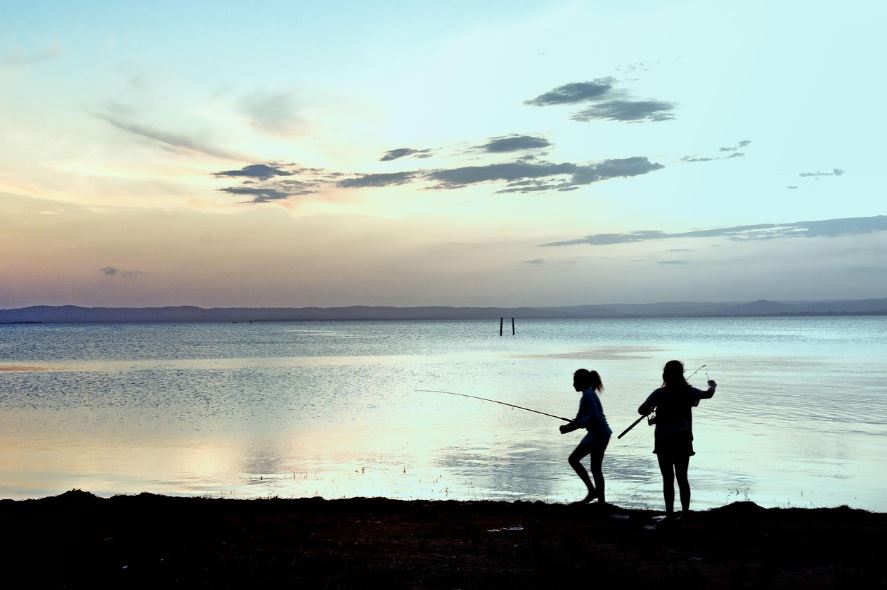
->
[559, 421, 580, 434]
[638, 390, 657, 415]
[698, 379, 717, 399]
[559, 393, 589, 434]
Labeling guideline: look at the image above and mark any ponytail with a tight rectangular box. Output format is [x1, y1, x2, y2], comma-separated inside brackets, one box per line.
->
[574, 368, 604, 392]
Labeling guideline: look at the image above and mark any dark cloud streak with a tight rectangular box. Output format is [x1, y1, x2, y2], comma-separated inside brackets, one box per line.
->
[542, 215, 887, 247]
[215, 154, 664, 202]
[800, 168, 845, 177]
[526, 77, 675, 123]
[380, 148, 432, 161]
[427, 162, 576, 188]
[524, 79, 614, 106]
[682, 140, 752, 164]
[337, 172, 418, 188]
[571, 100, 675, 122]
[214, 164, 293, 180]
[219, 186, 295, 203]
[477, 135, 550, 153]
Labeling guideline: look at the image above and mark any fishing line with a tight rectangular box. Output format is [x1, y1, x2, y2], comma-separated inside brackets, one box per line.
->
[415, 389, 571, 422]
[421, 363, 714, 436]
[687, 363, 707, 380]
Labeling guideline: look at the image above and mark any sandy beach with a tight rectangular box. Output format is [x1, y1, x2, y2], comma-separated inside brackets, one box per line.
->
[1, 490, 883, 588]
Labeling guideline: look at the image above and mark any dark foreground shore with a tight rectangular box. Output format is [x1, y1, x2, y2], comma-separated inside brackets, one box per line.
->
[1, 491, 883, 588]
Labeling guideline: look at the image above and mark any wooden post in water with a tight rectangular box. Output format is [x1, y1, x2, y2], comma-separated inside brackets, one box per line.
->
[499, 317, 503, 336]
[512, 317, 515, 335]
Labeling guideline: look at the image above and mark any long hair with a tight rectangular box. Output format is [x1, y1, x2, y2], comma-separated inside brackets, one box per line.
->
[574, 368, 603, 392]
[661, 359, 689, 389]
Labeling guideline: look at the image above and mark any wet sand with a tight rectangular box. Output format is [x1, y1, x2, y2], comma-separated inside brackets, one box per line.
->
[1, 490, 883, 588]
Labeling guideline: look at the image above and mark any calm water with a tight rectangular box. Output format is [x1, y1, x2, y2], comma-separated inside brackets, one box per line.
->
[1, 317, 885, 511]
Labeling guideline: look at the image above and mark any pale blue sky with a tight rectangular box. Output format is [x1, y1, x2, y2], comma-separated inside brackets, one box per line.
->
[1, 1, 885, 306]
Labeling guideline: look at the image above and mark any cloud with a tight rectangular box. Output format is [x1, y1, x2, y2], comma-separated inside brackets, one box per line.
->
[541, 215, 887, 247]
[213, 155, 664, 202]
[571, 100, 675, 122]
[524, 259, 545, 265]
[682, 140, 752, 163]
[526, 77, 675, 123]
[215, 162, 338, 203]
[800, 168, 845, 177]
[427, 162, 576, 188]
[2, 44, 62, 66]
[336, 171, 418, 188]
[524, 79, 615, 105]
[380, 148, 433, 161]
[476, 135, 550, 153]
[787, 185, 799, 189]
[427, 157, 662, 193]
[240, 91, 304, 136]
[214, 164, 293, 180]
[98, 113, 248, 161]
[218, 185, 313, 203]
[219, 186, 292, 203]
[100, 266, 141, 278]
[719, 140, 751, 152]
[571, 157, 664, 185]
[657, 260, 688, 264]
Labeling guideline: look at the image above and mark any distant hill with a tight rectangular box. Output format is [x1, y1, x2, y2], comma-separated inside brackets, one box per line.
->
[1, 299, 886, 323]
[719, 299, 801, 316]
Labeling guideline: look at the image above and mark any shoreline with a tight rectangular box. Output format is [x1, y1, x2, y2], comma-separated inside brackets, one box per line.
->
[2, 490, 883, 588]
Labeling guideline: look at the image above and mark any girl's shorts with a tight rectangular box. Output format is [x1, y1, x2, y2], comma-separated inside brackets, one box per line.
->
[654, 431, 695, 458]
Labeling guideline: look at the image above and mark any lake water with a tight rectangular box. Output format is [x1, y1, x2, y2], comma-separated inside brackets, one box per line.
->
[1, 317, 885, 512]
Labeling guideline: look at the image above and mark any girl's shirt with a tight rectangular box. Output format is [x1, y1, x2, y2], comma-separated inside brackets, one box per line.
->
[638, 386, 709, 440]
[574, 388, 612, 438]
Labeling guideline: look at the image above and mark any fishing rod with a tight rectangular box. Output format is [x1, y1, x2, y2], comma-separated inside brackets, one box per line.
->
[415, 389, 571, 422]
[616, 364, 708, 440]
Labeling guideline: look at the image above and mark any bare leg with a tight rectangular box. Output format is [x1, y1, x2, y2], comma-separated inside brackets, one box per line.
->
[588, 439, 608, 503]
[568, 442, 596, 502]
[674, 455, 691, 512]
[656, 454, 675, 515]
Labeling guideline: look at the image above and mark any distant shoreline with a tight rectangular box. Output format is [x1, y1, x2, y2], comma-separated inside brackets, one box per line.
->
[3, 310, 887, 326]
[2, 298, 887, 323]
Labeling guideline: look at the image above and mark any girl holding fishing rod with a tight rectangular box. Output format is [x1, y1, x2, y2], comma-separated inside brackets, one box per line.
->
[637, 360, 716, 518]
[559, 369, 611, 504]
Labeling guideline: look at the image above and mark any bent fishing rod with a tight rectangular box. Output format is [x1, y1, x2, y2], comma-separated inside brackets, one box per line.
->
[616, 364, 708, 440]
[415, 389, 571, 422]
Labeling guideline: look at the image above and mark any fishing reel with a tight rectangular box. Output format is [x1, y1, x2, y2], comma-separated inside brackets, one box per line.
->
[647, 411, 657, 426]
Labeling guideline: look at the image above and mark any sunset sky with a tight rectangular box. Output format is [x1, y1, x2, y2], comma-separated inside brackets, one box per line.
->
[2, 0, 885, 307]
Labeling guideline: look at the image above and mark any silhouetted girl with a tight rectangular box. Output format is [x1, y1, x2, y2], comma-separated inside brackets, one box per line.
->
[560, 369, 611, 504]
[638, 360, 716, 517]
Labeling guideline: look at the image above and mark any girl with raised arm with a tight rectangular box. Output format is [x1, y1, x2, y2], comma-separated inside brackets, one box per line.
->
[638, 360, 716, 517]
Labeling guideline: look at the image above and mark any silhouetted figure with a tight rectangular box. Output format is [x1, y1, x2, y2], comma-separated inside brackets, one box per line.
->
[638, 360, 716, 517]
[560, 369, 611, 504]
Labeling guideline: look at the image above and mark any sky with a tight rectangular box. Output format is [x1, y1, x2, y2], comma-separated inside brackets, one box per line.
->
[1, 0, 885, 307]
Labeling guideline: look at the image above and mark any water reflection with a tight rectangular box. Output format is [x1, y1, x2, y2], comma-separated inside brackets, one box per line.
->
[0, 318, 885, 510]
[515, 345, 668, 360]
